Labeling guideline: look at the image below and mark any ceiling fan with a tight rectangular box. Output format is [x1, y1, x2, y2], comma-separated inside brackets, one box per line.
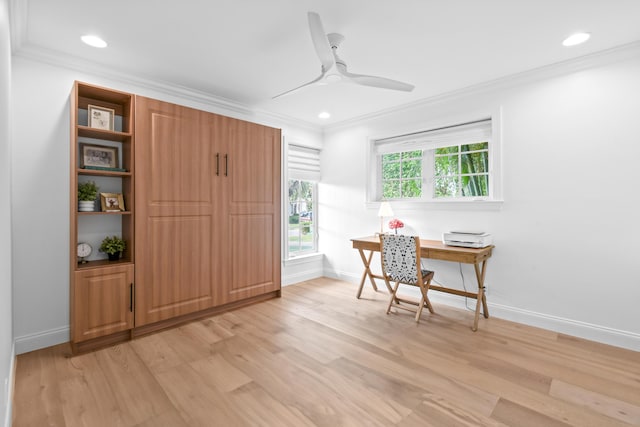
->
[273, 12, 415, 99]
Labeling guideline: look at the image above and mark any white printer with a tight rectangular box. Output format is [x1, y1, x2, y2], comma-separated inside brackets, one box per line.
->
[442, 231, 493, 248]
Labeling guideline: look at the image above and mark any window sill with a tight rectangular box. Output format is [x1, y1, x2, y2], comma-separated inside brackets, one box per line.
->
[284, 252, 324, 266]
[366, 199, 504, 211]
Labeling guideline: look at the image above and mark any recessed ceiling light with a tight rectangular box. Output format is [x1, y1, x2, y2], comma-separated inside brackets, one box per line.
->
[318, 112, 331, 119]
[562, 32, 590, 47]
[81, 35, 108, 48]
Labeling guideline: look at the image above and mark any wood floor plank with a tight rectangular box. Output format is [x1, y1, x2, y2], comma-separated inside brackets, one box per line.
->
[12, 278, 640, 427]
[490, 398, 573, 427]
[549, 379, 640, 425]
[93, 344, 173, 425]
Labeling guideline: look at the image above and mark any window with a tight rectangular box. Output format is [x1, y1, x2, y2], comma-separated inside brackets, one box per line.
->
[372, 118, 500, 203]
[288, 179, 316, 255]
[287, 144, 320, 257]
[434, 142, 489, 198]
[381, 150, 422, 199]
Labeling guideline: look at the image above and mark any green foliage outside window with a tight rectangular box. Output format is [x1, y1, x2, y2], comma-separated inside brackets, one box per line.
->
[288, 179, 315, 255]
[435, 142, 489, 198]
[381, 143, 489, 200]
[381, 150, 422, 199]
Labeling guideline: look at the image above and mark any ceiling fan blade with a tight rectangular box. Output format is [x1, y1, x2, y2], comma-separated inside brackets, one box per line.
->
[272, 73, 325, 99]
[342, 70, 415, 92]
[308, 12, 335, 71]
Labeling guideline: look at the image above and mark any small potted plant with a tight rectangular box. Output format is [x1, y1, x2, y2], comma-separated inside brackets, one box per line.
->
[78, 181, 99, 212]
[99, 235, 126, 261]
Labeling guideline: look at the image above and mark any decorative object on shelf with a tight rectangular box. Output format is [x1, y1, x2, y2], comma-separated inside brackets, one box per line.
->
[99, 235, 126, 261]
[377, 201, 394, 234]
[88, 104, 115, 130]
[388, 218, 404, 234]
[100, 192, 125, 212]
[78, 180, 99, 211]
[79, 143, 119, 169]
[77, 242, 92, 263]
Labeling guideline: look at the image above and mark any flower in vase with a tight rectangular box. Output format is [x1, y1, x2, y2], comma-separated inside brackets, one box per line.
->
[388, 218, 404, 234]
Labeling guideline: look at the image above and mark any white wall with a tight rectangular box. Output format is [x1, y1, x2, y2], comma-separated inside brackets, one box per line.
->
[11, 44, 640, 354]
[0, 0, 14, 424]
[10, 56, 322, 353]
[321, 49, 640, 350]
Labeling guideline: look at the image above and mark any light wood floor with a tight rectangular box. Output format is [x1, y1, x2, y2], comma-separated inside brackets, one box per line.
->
[13, 277, 640, 426]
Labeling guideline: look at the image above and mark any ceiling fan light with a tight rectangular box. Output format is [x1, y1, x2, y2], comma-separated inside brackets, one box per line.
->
[562, 32, 590, 47]
[318, 111, 331, 119]
[81, 34, 107, 48]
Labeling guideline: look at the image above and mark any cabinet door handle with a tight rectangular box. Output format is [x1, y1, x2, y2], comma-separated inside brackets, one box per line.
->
[224, 154, 228, 177]
[129, 283, 134, 312]
[216, 153, 220, 176]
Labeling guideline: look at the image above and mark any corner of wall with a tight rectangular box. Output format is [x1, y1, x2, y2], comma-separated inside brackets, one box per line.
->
[2, 342, 15, 427]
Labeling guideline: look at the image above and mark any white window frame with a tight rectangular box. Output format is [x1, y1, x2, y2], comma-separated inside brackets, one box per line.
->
[284, 142, 320, 259]
[366, 109, 503, 210]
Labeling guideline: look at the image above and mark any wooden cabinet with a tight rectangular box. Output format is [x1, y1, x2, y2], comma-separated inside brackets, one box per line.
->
[70, 82, 135, 347]
[134, 98, 219, 325]
[219, 118, 281, 304]
[72, 264, 134, 342]
[70, 84, 281, 349]
[134, 97, 281, 326]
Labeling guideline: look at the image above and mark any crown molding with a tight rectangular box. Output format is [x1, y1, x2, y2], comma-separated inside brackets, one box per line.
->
[9, 0, 639, 134]
[8, 0, 321, 133]
[324, 40, 640, 132]
[13, 43, 322, 132]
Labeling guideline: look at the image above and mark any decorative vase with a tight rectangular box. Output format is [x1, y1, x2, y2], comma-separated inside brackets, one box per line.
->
[107, 252, 120, 261]
[78, 200, 95, 212]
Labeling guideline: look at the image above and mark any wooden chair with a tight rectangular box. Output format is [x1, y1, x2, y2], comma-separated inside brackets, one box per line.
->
[380, 234, 435, 322]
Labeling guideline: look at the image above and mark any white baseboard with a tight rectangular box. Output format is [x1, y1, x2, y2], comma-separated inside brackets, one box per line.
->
[3, 342, 15, 427]
[323, 268, 640, 352]
[15, 272, 640, 356]
[14, 326, 69, 355]
[282, 268, 324, 286]
[488, 302, 640, 352]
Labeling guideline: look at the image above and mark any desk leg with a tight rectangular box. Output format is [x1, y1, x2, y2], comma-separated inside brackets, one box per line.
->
[356, 249, 378, 299]
[472, 260, 489, 331]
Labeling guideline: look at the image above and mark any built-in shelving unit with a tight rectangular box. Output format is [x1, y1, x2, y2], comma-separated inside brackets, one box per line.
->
[70, 81, 135, 347]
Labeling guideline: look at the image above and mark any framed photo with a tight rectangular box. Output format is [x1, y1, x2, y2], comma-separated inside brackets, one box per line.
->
[79, 143, 119, 169]
[100, 193, 125, 212]
[88, 104, 115, 130]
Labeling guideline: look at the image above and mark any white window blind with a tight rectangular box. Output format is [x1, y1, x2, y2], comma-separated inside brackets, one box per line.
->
[374, 119, 492, 154]
[288, 144, 321, 182]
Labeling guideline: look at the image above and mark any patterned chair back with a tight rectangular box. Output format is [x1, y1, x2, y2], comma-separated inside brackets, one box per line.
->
[380, 234, 419, 285]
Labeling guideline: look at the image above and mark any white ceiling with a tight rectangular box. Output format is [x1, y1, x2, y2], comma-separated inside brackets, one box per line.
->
[10, 0, 640, 127]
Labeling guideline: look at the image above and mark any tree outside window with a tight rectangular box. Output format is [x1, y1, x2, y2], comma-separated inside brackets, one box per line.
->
[288, 179, 316, 255]
[381, 150, 422, 199]
[434, 142, 489, 198]
[380, 142, 489, 200]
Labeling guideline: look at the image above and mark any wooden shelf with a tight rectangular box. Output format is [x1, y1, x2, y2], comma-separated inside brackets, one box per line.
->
[77, 168, 132, 177]
[76, 259, 133, 270]
[78, 211, 132, 216]
[77, 125, 132, 142]
[71, 81, 136, 348]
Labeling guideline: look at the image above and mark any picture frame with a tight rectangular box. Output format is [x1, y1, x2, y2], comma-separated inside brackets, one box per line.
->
[100, 192, 125, 212]
[88, 104, 115, 130]
[79, 143, 119, 169]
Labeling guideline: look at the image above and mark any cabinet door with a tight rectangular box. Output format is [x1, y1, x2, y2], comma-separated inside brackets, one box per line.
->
[217, 119, 281, 304]
[134, 97, 219, 326]
[72, 265, 134, 342]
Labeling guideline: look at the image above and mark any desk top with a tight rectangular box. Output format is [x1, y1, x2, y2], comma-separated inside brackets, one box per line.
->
[351, 235, 494, 264]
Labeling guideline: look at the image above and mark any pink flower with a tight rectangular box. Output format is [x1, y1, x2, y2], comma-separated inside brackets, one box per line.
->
[388, 219, 404, 230]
